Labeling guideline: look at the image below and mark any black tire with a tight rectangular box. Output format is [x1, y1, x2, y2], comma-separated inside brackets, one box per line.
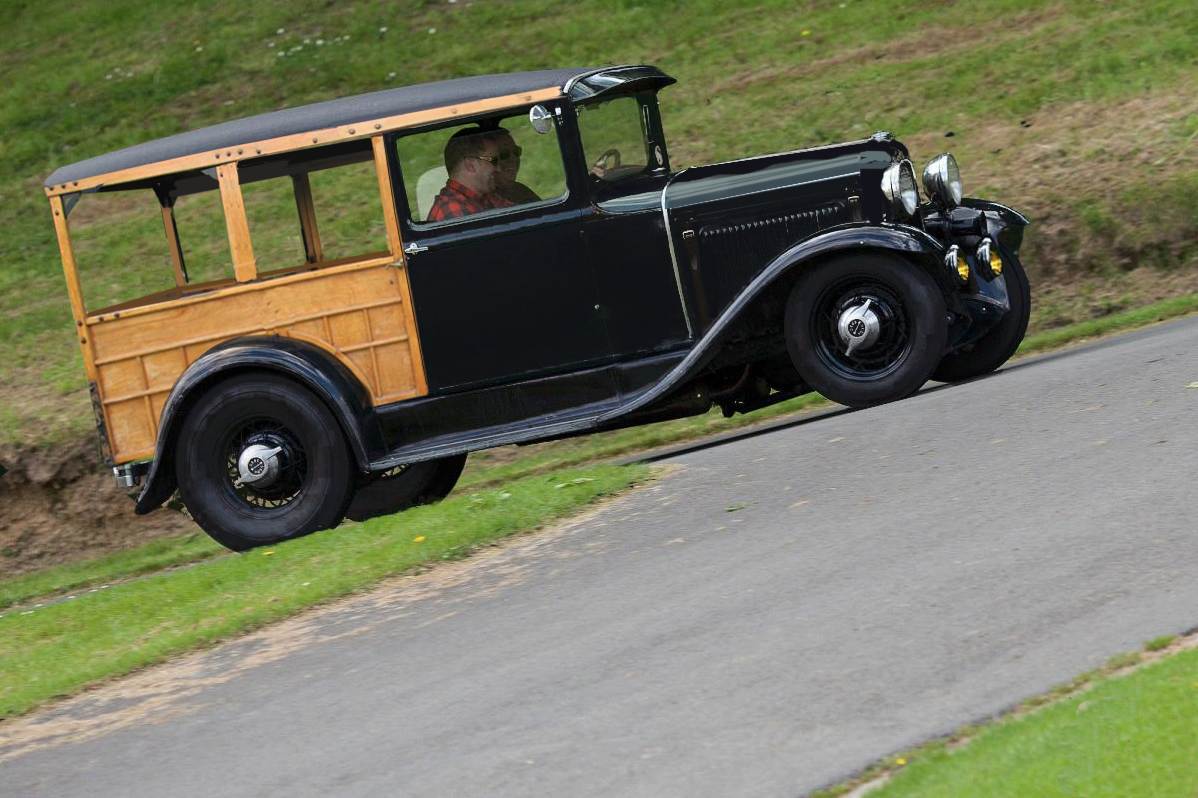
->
[931, 249, 1031, 382]
[345, 454, 467, 523]
[176, 374, 354, 551]
[784, 254, 948, 408]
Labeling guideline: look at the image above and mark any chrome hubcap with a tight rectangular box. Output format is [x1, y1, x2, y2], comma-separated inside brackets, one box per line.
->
[234, 444, 284, 488]
[836, 298, 881, 356]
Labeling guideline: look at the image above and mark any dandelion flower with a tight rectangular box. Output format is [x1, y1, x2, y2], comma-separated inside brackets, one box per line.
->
[801, 30, 811, 36]
[414, 535, 426, 543]
[263, 550, 276, 556]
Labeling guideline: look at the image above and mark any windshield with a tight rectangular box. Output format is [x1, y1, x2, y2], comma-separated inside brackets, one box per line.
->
[576, 95, 655, 183]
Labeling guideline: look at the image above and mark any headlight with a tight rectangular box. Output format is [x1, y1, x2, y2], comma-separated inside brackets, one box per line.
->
[881, 160, 919, 218]
[922, 153, 962, 206]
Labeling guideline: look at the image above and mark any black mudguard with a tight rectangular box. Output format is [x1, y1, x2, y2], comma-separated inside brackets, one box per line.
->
[599, 223, 949, 421]
[134, 337, 380, 515]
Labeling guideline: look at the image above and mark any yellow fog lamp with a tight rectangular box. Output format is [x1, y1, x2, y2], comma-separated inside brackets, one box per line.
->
[977, 238, 1002, 277]
[944, 244, 969, 283]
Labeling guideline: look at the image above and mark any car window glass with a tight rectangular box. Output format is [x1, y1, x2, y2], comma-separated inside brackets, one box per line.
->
[68, 189, 179, 312]
[241, 156, 388, 270]
[576, 95, 650, 183]
[396, 111, 567, 225]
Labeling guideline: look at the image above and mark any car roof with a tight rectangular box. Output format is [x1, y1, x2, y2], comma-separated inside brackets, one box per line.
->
[46, 67, 626, 191]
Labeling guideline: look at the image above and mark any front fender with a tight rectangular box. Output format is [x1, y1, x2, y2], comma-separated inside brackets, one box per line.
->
[961, 197, 1029, 255]
[134, 337, 380, 515]
[599, 223, 948, 421]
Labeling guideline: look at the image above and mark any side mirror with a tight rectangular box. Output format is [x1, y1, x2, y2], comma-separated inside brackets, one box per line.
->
[529, 104, 554, 135]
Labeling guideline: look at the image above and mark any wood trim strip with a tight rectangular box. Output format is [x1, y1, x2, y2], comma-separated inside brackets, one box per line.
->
[339, 334, 409, 354]
[49, 195, 98, 384]
[87, 253, 395, 323]
[161, 205, 188, 288]
[372, 135, 428, 397]
[217, 162, 257, 282]
[92, 296, 405, 365]
[372, 136, 402, 257]
[46, 87, 564, 196]
[291, 173, 323, 263]
[101, 386, 169, 405]
[364, 307, 382, 395]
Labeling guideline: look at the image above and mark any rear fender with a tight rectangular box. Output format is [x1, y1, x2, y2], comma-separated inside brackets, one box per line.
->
[134, 337, 379, 515]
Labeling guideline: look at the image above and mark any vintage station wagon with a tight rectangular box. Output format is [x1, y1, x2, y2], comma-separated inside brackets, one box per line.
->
[44, 65, 1029, 550]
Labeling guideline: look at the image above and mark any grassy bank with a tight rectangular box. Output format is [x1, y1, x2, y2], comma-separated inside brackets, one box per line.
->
[0, 464, 647, 718]
[818, 638, 1198, 797]
[2, 0, 1197, 448]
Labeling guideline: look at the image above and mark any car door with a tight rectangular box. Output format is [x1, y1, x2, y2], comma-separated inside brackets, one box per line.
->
[576, 93, 692, 362]
[391, 108, 611, 394]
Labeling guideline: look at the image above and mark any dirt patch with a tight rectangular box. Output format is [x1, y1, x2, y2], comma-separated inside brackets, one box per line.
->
[0, 440, 198, 578]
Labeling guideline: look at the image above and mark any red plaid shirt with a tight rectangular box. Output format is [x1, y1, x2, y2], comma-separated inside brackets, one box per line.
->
[426, 179, 514, 222]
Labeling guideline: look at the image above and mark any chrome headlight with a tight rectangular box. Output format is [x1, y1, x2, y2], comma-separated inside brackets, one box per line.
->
[881, 160, 919, 218]
[922, 153, 962, 206]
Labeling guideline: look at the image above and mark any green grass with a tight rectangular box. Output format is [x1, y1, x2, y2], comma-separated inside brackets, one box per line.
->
[0, 532, 225, 611]
[851, 647, 1198, 798]
[0, 463, 647, 719]
[1016, 294, 1198, 355]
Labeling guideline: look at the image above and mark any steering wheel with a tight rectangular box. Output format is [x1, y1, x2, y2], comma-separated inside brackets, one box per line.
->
[590, 148, 622, 178]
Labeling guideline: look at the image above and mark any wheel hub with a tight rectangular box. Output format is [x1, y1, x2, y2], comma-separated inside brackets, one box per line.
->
[235, 443, 284, 488]
[836, 298, 882, 356]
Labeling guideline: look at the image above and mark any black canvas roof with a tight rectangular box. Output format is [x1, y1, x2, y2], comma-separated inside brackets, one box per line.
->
[45, 67, 599, 188]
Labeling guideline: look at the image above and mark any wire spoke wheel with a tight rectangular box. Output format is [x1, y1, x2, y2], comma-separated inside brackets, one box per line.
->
[785, 254, 947, 408]
[176, 374, 353, 551]
[345, 454, 467, 523]
[221, 417, 308, 509]
[813, 279, 912, 381]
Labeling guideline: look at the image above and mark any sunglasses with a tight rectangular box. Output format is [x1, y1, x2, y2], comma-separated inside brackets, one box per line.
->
[474, 147, 523, 165]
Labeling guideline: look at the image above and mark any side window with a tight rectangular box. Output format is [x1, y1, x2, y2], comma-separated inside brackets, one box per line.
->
[240, 149, 388, 273]
[69, 189, 179, 312]
[396, 110, 568, 225]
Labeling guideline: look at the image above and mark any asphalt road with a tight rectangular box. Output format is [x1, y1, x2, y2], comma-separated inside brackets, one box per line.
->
[3, 317, 1198, 797]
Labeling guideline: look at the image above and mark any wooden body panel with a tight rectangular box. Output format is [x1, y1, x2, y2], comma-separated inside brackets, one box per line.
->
[88, 259, 424, 463]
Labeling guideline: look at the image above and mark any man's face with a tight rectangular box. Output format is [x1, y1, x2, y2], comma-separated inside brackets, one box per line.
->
[463, 139, 501, 194]
[493, 134, 522, 190]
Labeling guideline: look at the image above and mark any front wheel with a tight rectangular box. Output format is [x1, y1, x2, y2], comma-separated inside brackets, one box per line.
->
[345, 454, 467, 523]
[176, 374, 354, 551]
[784, 254, 948, 408]
[931, 249, 1031, 382]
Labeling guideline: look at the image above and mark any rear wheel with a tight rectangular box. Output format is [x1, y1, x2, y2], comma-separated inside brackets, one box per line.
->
[176, 374, 354, 551]
[784, 254, 947, 408]
[932, 250, 1030, 382]
[345, 454, 467, 523]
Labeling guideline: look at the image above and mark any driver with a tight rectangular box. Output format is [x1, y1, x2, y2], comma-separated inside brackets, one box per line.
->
[426, 127, 516, 222]
[492, 127, 540, 205]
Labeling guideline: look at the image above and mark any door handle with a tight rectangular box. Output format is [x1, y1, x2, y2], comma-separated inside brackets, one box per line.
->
[404, 242, 428, 255]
